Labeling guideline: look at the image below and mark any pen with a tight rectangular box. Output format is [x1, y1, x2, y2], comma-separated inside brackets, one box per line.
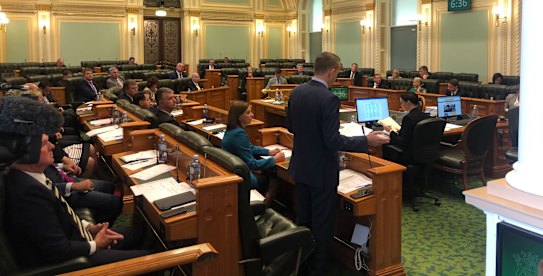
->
[125, 158, 152, 165]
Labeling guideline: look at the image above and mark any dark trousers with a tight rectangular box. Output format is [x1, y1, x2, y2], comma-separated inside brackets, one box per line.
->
[69, 178, 122, 225]
[295, 181, 338, 276]
[88, 226, 151, 266]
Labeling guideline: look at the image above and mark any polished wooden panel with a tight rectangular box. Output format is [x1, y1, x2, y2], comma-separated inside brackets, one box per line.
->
[180, 87, 230, 110]
[204, 69, 221, 88]
[50, 86, 67, 105]
[259, 128, 406, 276]
[246, 77, 265, 102]
[226, 75, 239, 101]
[61, 243, 218, 276]
[336, 78, 353, 87]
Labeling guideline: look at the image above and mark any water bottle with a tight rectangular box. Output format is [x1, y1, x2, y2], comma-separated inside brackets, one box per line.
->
[338, 152, 347, 171]
[279, 91, 284, 103]
[471, 105, 478, 118]
[112, 108, 120, 124]
[157, 134, 168, 164]
[121, 112, 128, 123]
[350, 114, 356, 123]
[189, 155, 201, 182]
[175, 96, 181, 110]
[202, 104, 209, 119]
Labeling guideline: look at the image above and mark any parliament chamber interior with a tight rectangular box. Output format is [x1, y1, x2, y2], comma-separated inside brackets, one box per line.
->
[0, 0, 541, 275]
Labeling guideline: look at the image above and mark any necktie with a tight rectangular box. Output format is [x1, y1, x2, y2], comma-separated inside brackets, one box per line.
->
[177, 72, 182, 79]
[276, 77, 279, 84]
[195, 82, 201, 90]
[57, 168, 74, 183]
[350, 72, 354, 79]
[46, 178, 93, 242]
[88, 81, 98, 99]
[117, 78, 123, 87]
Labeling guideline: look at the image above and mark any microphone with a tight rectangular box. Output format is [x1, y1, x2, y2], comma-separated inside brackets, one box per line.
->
[203, 152, 208, 178]
[175, 144, 180, 182]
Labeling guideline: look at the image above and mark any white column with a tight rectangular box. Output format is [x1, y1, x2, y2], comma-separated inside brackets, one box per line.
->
[505, 0, 543, 196]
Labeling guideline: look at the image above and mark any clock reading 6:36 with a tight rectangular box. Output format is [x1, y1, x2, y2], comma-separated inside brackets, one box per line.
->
[448, 0, 471, 11]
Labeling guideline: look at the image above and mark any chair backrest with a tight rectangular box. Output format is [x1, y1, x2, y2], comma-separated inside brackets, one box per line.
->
[417, 95, 426, 111]
[461, 115, 498, 161]
[410, 118, 446, 164]
[508, 106, 519, 147]
[0, 168, 19, 275]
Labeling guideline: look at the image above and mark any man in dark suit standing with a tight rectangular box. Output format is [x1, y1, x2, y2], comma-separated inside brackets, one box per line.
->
[169, 62, 188, 79]
[445, 79, 464, 97]
[76, 68, 100, 102]
[0, 97, 149, 269]
[287, 52, 390, 275]
[348, 63, 363, 86]
[182, 73, 203, 91]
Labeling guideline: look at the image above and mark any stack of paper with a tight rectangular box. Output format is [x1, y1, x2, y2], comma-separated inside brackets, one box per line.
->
[262, 144, 292, 160]
[130, 164, 176, 181]
[129, 177, 194, 203]
[121, 150, 157, 163]
[188, 119, 205, 125]
[202, 123, 226, 132]
[97, 127, 123, 142]
[445, 123, 463, 131]
[338, 169, 372, 194]
[89, 118, 113, 126]
[377, 117, 401, 133]
[171, 110, 184, 117]
[339, 123, 372, 137]
[86, 125, 119, 137]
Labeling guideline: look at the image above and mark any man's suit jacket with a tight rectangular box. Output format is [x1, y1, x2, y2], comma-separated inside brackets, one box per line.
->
[169, 71, 187, 79]
[117, 92, 134, 104]
[348, 71, 363, 86]
[445, 89, 465, 97]
[5, 169, 91, 267]
[106, 76, 125, 89]
[182, 81, 203, 92]
[294, 71, 311, 76]
[265, 76, 288, 89]
[152, 108, 188, 130]
[505, 93, 519, 109]
[287, 79, 368, 188]
[76, 79, 99, 102]
[389, 108, 430, 163]
[369, 81, 389, 89]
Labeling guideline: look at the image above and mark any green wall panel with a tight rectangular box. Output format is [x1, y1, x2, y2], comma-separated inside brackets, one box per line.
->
[335, 21, 362, 67]
[267, 27, 282, 59]
[60, 22, 120, 66]
[440, 10, 488, 82]
[6, 20, 29, 62]
[268, 0, 280, 5]
[205, 0, 249, 4]
[205, 25, 249, 60]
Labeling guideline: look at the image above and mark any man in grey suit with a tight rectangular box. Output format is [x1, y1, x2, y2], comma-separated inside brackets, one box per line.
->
[106, 67, 125, 89]
[264, 68, 288, 89]
[287, 52, 389, 275]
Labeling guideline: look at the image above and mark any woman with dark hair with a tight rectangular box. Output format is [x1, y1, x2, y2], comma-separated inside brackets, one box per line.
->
[492, 72, 504, 84]
[143, 76, 159, 103]
[222, 100, 285, 205]
[384, 92, 429, 164]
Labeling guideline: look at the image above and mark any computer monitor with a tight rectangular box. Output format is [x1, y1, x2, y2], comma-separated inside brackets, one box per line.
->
[437, 95, 462, 118]
[355, 97, 390, 123]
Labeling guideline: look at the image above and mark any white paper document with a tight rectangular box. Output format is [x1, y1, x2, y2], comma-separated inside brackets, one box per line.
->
[129, 177, 194, 203]
[250, 189, 265, 202]
[377, 117, 401, 133]
[202, 123, 227, 132]
[130, 164, 176, 181]
[339, 108, 356, 113]
[121, 150, 157, 163]
[97, 127, 123, 142]
[339, 123, 372, 137]
[214, 132, 225, 140]
[89, 118, 113, 126]
[445, 123, 463, 131]
[262, 144, 292, 160]
[171, 110, 184, 117]
[338, 169, 372, 194]
[122, 158, 157, 171]
[259, 99, 275, 103]
[86, 125, 119, 137]
[188, 119, 205, 125]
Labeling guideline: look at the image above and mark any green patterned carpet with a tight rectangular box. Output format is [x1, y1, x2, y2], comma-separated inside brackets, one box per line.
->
[327, 172, 488, 276]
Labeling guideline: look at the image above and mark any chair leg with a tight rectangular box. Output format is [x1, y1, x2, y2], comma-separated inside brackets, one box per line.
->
[479, 170, 487, 186]
[462, 172, 469, 191]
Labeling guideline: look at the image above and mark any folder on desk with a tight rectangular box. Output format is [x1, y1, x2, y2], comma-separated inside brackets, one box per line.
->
[377, 117, 401, 133]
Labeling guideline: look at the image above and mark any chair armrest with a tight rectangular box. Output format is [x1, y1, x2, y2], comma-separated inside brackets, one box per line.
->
[259, 227, 314, 262]
[60, 243, 217, 276]
[439, 141, 459, 148]
[250, 201, 267, 216]
[16, 257, 91, 276]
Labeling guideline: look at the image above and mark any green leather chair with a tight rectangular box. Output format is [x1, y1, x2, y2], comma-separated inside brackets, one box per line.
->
[201, 146, 315, 276]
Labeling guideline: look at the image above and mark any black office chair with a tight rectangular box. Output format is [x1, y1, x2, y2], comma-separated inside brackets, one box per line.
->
[505, 106, 519, 162]
[201, 146, 315, 276]
[384, 118, 446, 211]
[434, 115, 498, 190]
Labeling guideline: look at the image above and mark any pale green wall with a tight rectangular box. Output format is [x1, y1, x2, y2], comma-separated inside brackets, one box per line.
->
[268, 0, 280, 5]
[206, 0, 249, 4]
[393, 0, 418, 26]
[60, 22, 120, 66]
[6, 20, 29, 62]
[267, 27, 282, 59]
[205, 25, 250, 60]
[440, 10, 488, 82]
[335, 21, 362, 66]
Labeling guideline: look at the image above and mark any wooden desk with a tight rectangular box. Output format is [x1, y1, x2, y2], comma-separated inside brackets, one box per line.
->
[250, 99, 288, 128]
[184, 105, 264, 146]
[281, 68, 297, 76]
[259, 127, 406, 276]
[50, 87, 67, 105]
[170, 97, 200, 122]
[336, 77, 353, 87]
[225, 75, 240, 101]
[112, 129, 241, 275]
[246, 77, 266, 102]
[204, 69, 221, 88]
[180, 86, 231, 110]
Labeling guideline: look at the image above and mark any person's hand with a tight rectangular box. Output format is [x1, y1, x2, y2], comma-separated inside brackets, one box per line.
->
[383, 125, 392, 133]
[269, 148, 281, 156]
[94, 223, 124, 250]
[62, 157, 81, 175]
[273, 151, 286, 163]
[88, 223, 106, 236]
[72, 179, 94, 192]
[366, 131, 390, 147]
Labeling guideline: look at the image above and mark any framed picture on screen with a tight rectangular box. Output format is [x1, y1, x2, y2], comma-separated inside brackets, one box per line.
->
[497, 222, 543, 276]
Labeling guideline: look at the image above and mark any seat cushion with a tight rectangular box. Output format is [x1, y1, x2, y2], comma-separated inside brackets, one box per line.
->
[436, 148, 483, 169]
[256, 208, 297, 238]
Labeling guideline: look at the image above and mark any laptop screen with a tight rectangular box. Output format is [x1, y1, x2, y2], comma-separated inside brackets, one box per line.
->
[355, 97, 390, 123]
[437, 96, 462, 118]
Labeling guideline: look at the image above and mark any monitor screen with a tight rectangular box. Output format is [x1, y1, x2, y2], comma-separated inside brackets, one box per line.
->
[497, 222, 543, 276]
[437, 96, 462, 118]
[355, 97, 390, 123]
[331, 87, 348, 100]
